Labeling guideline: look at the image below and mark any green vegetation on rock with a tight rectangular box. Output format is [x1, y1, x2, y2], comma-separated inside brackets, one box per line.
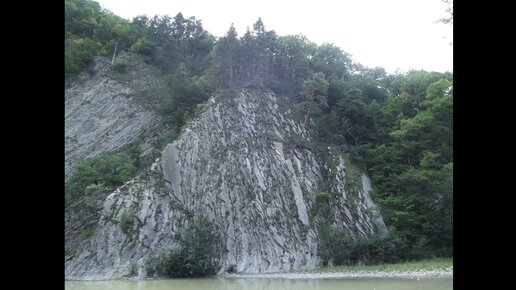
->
[65, 144, 140, 204]
[152, 216, 221, 277]
[120, 209, 136, 235]
[66, 0, 453, 268]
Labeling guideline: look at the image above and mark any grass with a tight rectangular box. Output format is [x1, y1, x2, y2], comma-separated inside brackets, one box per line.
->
[299, 257, 453, 273]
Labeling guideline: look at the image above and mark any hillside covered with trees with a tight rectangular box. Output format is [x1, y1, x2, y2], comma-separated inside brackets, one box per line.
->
[65, 0, 452, 271]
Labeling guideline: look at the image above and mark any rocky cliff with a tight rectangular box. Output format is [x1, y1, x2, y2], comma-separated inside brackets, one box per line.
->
[65, 88, 387, 280]
[65, 55, 162, 183]
[65, 55, 168, 271]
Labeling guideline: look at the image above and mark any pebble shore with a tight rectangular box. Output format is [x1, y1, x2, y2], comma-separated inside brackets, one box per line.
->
[224, 267, 453, 279]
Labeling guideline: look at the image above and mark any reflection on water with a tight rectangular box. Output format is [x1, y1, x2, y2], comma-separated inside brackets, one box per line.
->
[65, 277, 453, 290]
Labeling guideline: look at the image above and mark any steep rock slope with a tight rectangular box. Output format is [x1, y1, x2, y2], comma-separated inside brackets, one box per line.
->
[65, 55, 165, 269]
[65, 56, 161, 183]
[65, 89, 386, 280]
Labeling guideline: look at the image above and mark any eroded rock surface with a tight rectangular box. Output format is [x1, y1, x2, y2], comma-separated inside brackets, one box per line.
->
[65, 89, 386, 280]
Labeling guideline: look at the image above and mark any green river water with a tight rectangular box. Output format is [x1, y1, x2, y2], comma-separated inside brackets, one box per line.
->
[65, 277, 452, 290]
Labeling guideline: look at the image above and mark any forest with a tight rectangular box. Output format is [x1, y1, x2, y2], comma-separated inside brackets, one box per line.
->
[66, 0, 452, 266]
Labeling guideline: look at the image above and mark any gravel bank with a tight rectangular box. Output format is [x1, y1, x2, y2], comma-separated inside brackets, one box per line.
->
[223, 267, 453, 279]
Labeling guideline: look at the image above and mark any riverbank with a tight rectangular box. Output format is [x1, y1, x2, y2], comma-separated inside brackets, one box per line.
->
[224, 258, 453, 279]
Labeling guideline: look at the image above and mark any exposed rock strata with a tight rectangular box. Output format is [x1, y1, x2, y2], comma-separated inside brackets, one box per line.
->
[65, 89, 386, 280]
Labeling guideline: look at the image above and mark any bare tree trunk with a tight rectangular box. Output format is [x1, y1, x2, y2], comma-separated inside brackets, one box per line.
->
[229, 59, 233, 88]
[302, 94, 314, 131]
[295, 90, 314, 146]
[111, 41, 119, 65]
[264, 53, 269, 86]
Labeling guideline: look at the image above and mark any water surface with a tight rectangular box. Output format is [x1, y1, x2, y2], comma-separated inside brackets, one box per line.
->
[65, 277, 452, 290]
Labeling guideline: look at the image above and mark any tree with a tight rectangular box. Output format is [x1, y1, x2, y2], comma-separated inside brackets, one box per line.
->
[65, 5, 454, 261]
[333, 88, 373, 144]
[156, 216, 221, 277]
[273, 35, 316, 93]
[364, 73, 453, 258]
[214, 24, 240, 87]
[296, 73, 329, 145]
[251, 18, 277, 87]
[240, 27, 254, 81]
[65, 146, 139, 202]
[65, 37, 104, 76]
[311, 43, 351, 80]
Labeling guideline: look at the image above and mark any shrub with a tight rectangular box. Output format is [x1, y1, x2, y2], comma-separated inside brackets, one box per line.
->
[154, 216, 221, 277]
[65, 37, 104, 77]
[83, 227, 94, 238]
[129, 261, 138, 276]
[318, 226, 407, 266]
[144, 252, 159, 277]
[156, 247, 189, 277]
[121, 210, 136, 235]
[66, 145, 139, 203]
[111, 59, 128, 74]
[226, 265, 237, 273]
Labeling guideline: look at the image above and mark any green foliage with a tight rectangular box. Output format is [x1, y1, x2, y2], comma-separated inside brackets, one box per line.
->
[303, 72, 329, 102]
[159, 130, 178, 150]
[66, 145, 139, 203]
[84, 182, 108, 197]
[83, 227, 94, 238]
[65, 36, 104, 77]
[210, 24, 240, 88]
[65, 0, 133, 78]
[314, 189, 405, 266]
[110, 58, 128, 74]
[157, 247, 189, 277]
[226, 265, 237, 273]
[155, 216, 221, 277]
[312, 191, 331, 219]
[365, 76, 453, 259]
[426, 78, 452, 100]
[158, 73, 211, 134]
[65, 2, 452, 263]
[312, 71, 452, 263]
[130, 37, 156, 59]
[312, 43, 351, 80]
[318, 226, 405, 266]
[121, 209, 136, 235]
[292, 72, 329, 146]
[129, 261, 138, 276]
[144, 252, 159, 277]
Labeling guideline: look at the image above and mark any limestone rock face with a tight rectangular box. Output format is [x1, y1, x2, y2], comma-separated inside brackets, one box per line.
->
[65, 89, 386, 280]
[65, 56, 161, 183]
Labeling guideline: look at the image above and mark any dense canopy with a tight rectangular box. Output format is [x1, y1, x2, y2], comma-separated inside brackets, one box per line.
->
[65, 0, 452, 266]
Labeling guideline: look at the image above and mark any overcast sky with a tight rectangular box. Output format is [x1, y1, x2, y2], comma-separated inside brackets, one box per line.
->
[95, 0, 453, 74]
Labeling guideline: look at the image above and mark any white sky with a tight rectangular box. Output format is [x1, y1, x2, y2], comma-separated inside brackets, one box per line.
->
[95, 0, 453, 74]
